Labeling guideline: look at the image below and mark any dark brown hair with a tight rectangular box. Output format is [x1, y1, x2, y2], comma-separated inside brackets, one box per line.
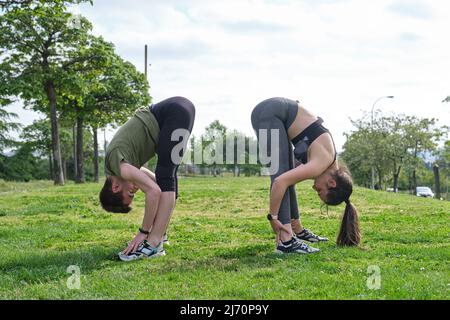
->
[325, 165, 361, 246]
[99, 177, 132, 213]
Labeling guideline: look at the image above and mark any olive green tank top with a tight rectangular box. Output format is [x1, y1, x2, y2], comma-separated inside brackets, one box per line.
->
[105, 106, 160, 177]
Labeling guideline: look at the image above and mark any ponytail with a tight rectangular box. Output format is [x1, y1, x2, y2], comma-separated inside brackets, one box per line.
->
[336, 201, 361, 246]
[325, 164, 361, 247]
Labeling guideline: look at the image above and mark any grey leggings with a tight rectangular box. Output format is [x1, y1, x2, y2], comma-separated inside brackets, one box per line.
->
[251, 97, 300, 225]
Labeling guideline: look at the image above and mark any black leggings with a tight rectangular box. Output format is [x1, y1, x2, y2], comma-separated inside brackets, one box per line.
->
[150, 97, 196, 196]
[251, 97, 300, 225]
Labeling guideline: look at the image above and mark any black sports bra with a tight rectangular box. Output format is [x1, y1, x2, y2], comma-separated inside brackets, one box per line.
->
[291, 117, 337, 165]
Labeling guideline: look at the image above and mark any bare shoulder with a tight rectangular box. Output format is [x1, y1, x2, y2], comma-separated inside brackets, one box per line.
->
[119, 162, 140, 180]
[120, 162, 158, 192]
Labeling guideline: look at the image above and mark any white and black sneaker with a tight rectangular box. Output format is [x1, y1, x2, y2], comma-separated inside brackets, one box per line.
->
[275, 238, 320, 254]
[118, 240, 165, 262]
[295, 228, 328, 243]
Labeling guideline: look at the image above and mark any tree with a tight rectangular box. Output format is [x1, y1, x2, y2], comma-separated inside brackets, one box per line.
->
[51, 34, 150, 184]
[381, 115, 411, 192]
[435, 140, 450, 199]
[342, 112, 448, 192]
[342, 125, 376, 188]
[57, 35, 115, 183]
[224, 129, 244, 176]
[342, 113, 391, 189]
[0, 104, 21, 151]
[0, 142, 49, 181]
[0, 1, 95, 185]
[0, 71, 22, 151]
[238, 134, 262, 177]
[20, 118, 78, 180]
[0, 0, 41, 10]
[0, 0, 90, 11]
[202, 120, 227, 176]
[20, 118, 52, 176]
[80, 51, 150, 183]
[402, 116, 447, 194]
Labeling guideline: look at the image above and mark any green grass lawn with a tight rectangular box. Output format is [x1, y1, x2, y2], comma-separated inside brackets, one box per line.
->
[0, 177, 449, 300]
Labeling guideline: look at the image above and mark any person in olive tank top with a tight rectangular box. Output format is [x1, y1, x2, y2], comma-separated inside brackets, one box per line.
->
[99, 96, 195, 261]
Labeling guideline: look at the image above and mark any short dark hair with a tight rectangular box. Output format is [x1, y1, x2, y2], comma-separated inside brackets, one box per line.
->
[325, 165, 361, 247]
[99, 177, 132, 213]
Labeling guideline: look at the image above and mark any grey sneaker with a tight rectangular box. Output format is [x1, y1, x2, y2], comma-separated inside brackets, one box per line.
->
[118, 240, 165, 262]
[276, 238, 320, 254]
[295, 228, 329, 243]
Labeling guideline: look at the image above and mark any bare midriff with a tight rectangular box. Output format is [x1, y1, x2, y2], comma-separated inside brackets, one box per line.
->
[287, 102, 319, 140]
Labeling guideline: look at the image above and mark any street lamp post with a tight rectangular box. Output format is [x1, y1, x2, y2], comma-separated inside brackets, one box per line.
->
[370, 95, 394, 190]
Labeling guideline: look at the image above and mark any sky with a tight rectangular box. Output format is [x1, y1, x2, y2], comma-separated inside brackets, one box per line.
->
[6, 0, 450, 152]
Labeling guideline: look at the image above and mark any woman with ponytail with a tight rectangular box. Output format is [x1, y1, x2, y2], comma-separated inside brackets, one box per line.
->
[251, 97, 360, 254]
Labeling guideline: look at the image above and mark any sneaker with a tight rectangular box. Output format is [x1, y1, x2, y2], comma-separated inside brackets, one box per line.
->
[295, 228, 328, 243]
[118, 240, 165, 262]
[275, 238, 320, 254]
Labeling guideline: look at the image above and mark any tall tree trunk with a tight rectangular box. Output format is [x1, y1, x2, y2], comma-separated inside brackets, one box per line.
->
[73, 123, 77, 179]
[75, 112, 85, 183]
[45, 80, 64, 186]
[433, 164, 441, 199]
[412, 169, 417, 195]
[48, 152, 53, 180]
[392, 158, 401, 192]
[408, 172, 412, 194]
[375, 167, 382, 190]
[62, 158, 67, 181]
[93, 125, 99, 183]
[412, 141, 419, 194]
[393, 166, 401, 193]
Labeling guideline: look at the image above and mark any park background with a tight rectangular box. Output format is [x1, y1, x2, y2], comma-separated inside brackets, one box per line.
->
[0, 0, 449, 300]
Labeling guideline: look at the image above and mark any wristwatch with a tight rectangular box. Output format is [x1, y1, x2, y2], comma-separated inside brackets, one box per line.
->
[267, 214, 278, 221]
[139, 227, 150, 235]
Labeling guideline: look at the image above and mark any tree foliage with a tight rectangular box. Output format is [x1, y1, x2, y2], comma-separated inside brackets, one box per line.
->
[0, 0, 150, 185]
[0, 142, 49, 181]
[0, 1, 97, 184]
[0, 105, 21, 150]
[342, 112, 448, 192]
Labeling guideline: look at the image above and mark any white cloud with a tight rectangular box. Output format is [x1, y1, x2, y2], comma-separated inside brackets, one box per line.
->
[8, 0, 450, 152]
[387, 0, 434, 20]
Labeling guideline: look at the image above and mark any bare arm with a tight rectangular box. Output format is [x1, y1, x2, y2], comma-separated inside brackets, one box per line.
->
[120, 162, 161, 231]
[269, 145, 333, 215]
[140, 166, 156, 183]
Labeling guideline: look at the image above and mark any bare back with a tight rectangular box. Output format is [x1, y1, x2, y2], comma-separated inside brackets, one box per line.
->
[287, 102, 336, 166]
[287, 103, 318, 139]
